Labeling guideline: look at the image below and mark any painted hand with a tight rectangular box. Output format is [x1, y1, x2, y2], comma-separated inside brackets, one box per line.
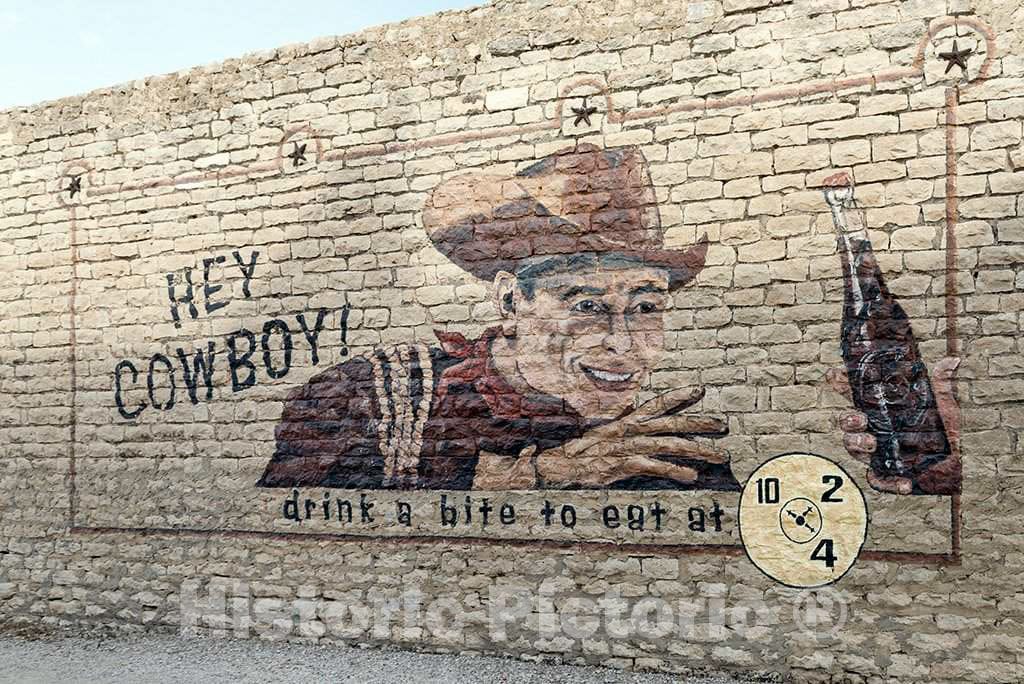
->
[533, 386, 730, 489]
[826, 357, 962, 495]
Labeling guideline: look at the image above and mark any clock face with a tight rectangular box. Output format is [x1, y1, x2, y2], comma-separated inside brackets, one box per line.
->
[738, 453, 868, 588]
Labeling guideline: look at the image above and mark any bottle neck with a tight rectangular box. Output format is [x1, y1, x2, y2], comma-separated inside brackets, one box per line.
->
[828, 202, 869, 242]
[839, 236, 866, 319]
[827, 196, 871, 318]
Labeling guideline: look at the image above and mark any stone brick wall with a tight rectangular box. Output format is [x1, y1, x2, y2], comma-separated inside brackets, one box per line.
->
[1, 0, 1022, 681]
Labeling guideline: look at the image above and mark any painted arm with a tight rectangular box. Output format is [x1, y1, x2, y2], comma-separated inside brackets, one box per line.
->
[257, 358, 385, 489]
[473, 387, 731, 490]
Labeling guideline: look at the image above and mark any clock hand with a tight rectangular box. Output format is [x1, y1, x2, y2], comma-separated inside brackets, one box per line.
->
[786, 510, 799, 520]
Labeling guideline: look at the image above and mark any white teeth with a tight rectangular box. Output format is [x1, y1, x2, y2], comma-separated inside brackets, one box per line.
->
[587, 368, 633, 382]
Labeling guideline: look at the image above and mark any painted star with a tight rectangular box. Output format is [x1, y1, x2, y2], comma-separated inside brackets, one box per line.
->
[288, 142, 308, 167]
[68, 176, 82, 198]
[939, 39, 973, 74]
[571, 98, 598, 128]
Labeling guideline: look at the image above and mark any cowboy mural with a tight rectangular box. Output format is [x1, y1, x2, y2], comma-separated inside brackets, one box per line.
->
[257, 143, 739, 491]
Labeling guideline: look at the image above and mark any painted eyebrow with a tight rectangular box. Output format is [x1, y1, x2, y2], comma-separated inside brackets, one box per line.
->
[630, 283, 669, 296]
[559, 285, 606, 300]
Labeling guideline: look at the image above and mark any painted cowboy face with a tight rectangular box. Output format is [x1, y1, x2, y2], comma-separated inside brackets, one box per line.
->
[427, 145, 706, 420]
[496, 259, 670, 419]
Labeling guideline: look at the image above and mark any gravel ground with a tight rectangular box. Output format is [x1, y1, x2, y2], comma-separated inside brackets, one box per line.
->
[0, 634, 743, 684]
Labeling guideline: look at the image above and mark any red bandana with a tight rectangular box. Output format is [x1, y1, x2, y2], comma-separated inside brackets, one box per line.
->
[433, 328, 570, 420]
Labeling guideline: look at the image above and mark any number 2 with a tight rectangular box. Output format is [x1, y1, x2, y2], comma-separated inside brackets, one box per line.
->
[821, 475, 844, 503]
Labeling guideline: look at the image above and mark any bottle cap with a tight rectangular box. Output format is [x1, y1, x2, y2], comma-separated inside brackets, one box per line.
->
[823, 171, 854, 208]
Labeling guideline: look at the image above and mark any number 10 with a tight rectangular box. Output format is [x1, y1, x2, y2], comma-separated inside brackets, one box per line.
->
[756, 477, 780, 504]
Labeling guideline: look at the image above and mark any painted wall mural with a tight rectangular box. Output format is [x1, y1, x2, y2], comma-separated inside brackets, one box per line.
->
[252, 148, 960, 500]
[58, 12, 997, 591]
[257, 144, 740, 493]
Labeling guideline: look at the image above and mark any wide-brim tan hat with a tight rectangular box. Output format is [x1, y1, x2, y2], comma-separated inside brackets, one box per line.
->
[422, 143, 707, 290]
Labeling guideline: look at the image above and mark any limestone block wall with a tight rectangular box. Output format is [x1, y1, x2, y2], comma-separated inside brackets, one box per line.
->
[1, 0, 1023, 681]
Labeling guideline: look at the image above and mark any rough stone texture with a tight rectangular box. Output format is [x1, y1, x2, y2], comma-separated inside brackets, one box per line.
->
[0, 1, 1023, 682]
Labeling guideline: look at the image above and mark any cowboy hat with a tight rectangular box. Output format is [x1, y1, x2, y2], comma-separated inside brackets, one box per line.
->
[422, 143, 708, 290]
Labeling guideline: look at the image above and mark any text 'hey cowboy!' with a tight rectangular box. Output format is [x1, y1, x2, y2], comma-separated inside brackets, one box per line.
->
[112, 248, 350, 420]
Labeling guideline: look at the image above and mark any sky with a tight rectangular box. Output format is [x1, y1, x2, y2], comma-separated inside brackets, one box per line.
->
[0, 0, 480, 110]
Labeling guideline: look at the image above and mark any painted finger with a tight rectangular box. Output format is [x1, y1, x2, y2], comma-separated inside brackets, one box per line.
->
[631, 387, 705, 421]
[517, 444, 538, 460]
[838, 410, 868, 433]
[630, 414, 729, 436]
[825, 366, 852, 399]
[626, 456, 699, 484]
[867, 469, 913, 495]
[931, 356, 962, 451]
[933, 356, 962, 384]
[625, 436, 729, 464]
[843, 432, 876, 459]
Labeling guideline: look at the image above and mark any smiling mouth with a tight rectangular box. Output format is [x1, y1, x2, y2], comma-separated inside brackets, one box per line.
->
[581, 365, 637, 386]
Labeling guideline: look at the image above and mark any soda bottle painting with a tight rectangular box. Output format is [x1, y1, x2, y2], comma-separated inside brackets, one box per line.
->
[822, 172, 952, 488]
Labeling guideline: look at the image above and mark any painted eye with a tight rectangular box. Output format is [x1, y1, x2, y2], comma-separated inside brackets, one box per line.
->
[571, 300, 601, 314]
[634, 301, 659, 314]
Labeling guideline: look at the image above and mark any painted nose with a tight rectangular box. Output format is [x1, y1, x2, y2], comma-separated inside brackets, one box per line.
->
[602, 313, 634, 355]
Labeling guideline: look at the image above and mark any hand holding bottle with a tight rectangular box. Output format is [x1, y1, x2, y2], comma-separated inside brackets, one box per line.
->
[827, 357, 962, 495]
[821, 171, 960, 495]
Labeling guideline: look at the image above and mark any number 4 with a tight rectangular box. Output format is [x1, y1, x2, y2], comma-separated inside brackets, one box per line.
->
[811, 538, 837, 568]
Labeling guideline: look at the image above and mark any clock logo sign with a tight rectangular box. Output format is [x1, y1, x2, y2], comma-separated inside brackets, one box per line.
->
[778, 497, 822, 545]
[738, 453, 868, 588]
